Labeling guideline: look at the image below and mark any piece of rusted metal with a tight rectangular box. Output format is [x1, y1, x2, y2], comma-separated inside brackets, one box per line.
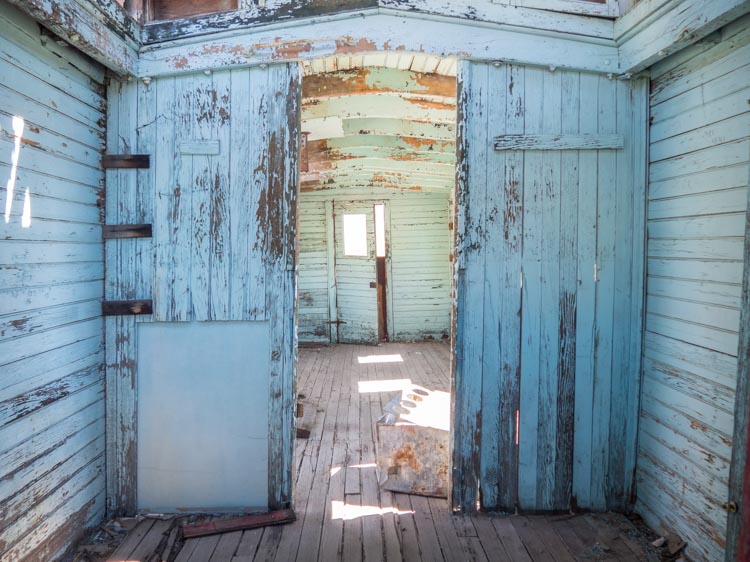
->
[182, 508, 296, 539]
[375, 385, 450, 498]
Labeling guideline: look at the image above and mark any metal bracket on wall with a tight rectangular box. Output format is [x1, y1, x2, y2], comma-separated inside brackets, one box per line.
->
[102, 299, 153, 316]
[102, 224, 153, 239]
[102, 154, 150, 168]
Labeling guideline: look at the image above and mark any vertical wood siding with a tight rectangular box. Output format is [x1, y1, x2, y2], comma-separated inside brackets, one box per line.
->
[636, 17, 750, 562]
[106, 63, 300, 514]
[297, 190, 452, 343]
[453, 61, 648, 512]
[0, 4, 106, 560]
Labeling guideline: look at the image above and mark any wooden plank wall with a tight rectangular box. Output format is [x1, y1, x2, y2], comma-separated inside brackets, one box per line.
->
[635, 15, 750, 562]
[297, 190, 452, 342]
[106, 63, 300, 514]
[453, 61, 648, 513]
[0, 4, 107, 560]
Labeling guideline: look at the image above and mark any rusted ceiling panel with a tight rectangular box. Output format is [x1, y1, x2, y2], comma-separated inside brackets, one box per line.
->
[301, 62, 456, 193]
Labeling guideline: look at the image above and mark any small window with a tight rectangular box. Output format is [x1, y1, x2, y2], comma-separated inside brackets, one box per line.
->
[343, 214, 368, 257]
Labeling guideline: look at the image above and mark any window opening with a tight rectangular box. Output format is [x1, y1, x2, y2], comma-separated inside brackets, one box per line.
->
[343, 213, 368, 256]
[375, 203, 386, 257]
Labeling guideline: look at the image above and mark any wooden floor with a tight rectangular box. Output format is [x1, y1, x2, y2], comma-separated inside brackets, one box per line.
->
[105, 342, 658, 562]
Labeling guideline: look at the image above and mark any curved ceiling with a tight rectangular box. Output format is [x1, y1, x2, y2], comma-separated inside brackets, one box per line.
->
[301, 54, 457, 194]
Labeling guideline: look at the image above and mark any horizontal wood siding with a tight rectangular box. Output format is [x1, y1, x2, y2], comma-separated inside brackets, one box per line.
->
[297, 190, 452, 342]
[388, 194, 452, 341]
[0, 4, 106, 560]
[298, 198, 330, 342]
[636, 18, 750, 562]
[106, 63, 300, 514]
[454, 61, 647, 512]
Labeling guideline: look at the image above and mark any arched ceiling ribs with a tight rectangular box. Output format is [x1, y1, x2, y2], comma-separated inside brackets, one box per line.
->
[301, 55, 457, 193]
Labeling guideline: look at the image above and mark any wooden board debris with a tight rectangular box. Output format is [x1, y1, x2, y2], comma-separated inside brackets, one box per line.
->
[182, 509, 296, 539]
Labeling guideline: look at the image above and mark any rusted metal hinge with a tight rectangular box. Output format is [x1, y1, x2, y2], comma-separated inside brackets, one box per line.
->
[722, 501, 738, 513]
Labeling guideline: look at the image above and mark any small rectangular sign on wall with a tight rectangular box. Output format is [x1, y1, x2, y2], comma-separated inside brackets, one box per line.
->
[179, 140, 221, 155]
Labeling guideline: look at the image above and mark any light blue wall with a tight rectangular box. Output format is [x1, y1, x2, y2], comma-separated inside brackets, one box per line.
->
[636, 15, 750, 562]
[297, 189, 453, 343]
[0, 3, 106, 560]
[452, 61, 648, 512]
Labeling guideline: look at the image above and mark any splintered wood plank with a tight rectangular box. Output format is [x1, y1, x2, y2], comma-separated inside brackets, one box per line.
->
[555, 70, 579, 512]
[254, 525, 284, 562]
[209, 531, 242, 561]
[173, 538, 198, 562]
[108, 519, 156, 561]
[591, 74, 617, 511]
[127, 519, 173, 561]
[526, 516, 577, 562]
[572, 71, 598, 509]
[478, 59, 507, 514]
[510, 516, 556, 562]
[497, 63, 524, 512]
[186, 534, 221, 561]
[184, 510, 296, 539]
[426, 498, 465, 562]
[233, 528, 264, 560]
[581, 514, 641, 562]
[471, 514, 512, 562]
[409, 495, 444, 561]
[451, 513, 490, 562]
[394, 493, 422, 561]
[548, 515, 589, 559]
[518, 66, 545, 510]
[452, 60, 487, 511]
[491, 517, 533, 562]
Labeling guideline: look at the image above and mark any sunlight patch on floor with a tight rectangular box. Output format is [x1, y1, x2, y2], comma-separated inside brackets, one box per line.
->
[330, 500, 414, 521]
[357, 354, 404, 364]
[358, 378, 411, 393]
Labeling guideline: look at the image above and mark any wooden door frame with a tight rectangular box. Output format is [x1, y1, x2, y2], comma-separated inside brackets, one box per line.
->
[330, 199, 381, 345]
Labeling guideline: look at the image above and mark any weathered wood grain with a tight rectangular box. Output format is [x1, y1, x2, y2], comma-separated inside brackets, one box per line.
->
[0, 9, 106, 559]
[494, 134, 623, 150]
[726, 128, 750, 562]
[4, 0, 137, 75]
[102, 223, 152, 239]
[636, 23, 749, 562]
[454, 62, 646, 513]
[102, 154, 150, 169]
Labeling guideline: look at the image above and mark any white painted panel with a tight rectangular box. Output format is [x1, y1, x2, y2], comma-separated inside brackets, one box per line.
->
[137, 322, 270, 511]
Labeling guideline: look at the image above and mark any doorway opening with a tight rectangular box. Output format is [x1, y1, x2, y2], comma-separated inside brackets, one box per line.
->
[292, 53, 460, 555]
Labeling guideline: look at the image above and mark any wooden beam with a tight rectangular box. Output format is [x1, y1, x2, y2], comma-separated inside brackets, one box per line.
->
[142, 0, 612, 44]
[102, 299, 153, 316]
[138, 12, 619, 77]
[494, 134, 624, 150]
[102, 224, 153, 239]
[149, 0, 237, 22]
[4, 0, 138, 76]
[617, 0, 750, 73]
[726, 142, 750, 562]
[302, 67, 457, 99]
[182, 509, 296, 539]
